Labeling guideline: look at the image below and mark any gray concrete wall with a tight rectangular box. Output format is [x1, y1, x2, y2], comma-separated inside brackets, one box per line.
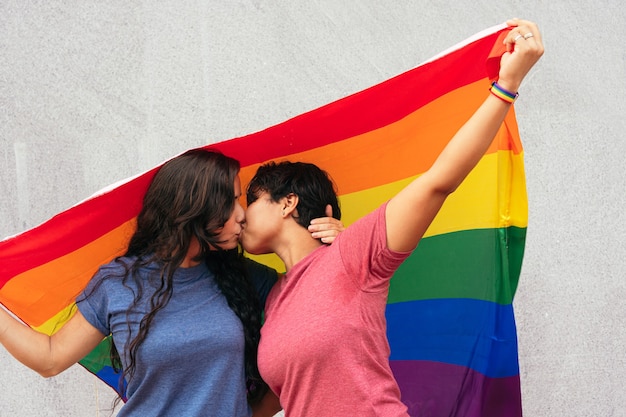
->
[1, 1, 624, 416]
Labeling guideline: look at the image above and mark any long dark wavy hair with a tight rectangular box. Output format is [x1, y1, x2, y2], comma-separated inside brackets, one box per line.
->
[105, 148, 267, 405]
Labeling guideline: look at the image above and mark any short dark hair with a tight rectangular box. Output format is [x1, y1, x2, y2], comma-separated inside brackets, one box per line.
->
[247, 161, 341, 228]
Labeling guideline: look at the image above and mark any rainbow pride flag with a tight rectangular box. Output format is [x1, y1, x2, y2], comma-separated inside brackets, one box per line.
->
[0, 24, 524, 416]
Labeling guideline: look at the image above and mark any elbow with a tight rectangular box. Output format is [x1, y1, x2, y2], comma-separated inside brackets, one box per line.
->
[9, 355, 62, 378]
[426, 172, 461, 197]
[433, 183, 458, 198]
[34, 361, 66, 378]
[39, 368, 61, 378]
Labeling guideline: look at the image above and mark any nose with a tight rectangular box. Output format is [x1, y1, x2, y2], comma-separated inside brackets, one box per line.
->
[234, 201, 245, 224]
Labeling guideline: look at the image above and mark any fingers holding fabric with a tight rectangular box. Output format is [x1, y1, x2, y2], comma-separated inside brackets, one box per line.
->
[505, 19, 544, 50]
[498, 18, 544, 92]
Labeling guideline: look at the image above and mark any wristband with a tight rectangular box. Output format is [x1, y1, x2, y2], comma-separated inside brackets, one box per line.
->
[490, 81, 518, 104]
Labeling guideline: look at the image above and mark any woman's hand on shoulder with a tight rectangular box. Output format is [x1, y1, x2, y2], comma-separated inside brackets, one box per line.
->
[308, 204, 345, 244]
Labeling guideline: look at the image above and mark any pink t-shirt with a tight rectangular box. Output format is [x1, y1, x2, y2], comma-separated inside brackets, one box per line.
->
[258, 204, 411, 417]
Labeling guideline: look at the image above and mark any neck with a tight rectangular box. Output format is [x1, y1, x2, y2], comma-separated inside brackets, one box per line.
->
[181, 238, 201, 268]
[275, 224, 324, 272]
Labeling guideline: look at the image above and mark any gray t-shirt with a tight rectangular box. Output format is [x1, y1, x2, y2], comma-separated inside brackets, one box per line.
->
[77, 257, 276, 417]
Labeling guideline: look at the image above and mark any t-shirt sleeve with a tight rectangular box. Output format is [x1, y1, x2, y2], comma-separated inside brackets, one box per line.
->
[244, 258, 278, 307]
[75, 268, 111, 336]
[336, 202, 411, 291]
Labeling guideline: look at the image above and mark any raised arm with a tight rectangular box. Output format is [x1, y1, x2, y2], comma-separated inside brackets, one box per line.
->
[386, 19, 544, 252]
[0, 306, 105, 377]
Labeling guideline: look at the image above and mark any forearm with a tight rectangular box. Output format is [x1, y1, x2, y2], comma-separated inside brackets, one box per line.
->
[426, 92, 512, 193]
[385, 91, 515, 252]
[427, 18, 542, 193]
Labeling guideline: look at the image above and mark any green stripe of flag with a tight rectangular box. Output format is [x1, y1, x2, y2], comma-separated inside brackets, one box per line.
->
[388, 227, 526, 305]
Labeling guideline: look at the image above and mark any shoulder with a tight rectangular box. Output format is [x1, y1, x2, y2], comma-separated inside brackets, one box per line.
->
[334, 203, 387, 246]
[84, 256, 137, 293]
[99, 257, 130, 274]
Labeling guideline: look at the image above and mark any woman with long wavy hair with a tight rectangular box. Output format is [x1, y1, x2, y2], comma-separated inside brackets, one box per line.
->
[0, 148, 342, 416]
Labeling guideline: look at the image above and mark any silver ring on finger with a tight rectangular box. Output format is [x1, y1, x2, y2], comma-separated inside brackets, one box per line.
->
[513, 34, 524, 42]
[523, 32, 534, 39]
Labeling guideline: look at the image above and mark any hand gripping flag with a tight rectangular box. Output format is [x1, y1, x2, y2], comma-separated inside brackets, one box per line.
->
[0, 24, 525, 417]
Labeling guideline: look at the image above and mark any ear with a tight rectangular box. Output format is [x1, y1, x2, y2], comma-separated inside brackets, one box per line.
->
[282, 193, 299, 218]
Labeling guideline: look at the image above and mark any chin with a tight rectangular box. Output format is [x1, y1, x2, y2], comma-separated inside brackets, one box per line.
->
[225, 242, 241, 251]
[243, 245, 270, 256]
[240, 244, 255, 254]
[240, 241, 259, 255]
[215, 239, 239, 251]
[240, 236, 269, 255]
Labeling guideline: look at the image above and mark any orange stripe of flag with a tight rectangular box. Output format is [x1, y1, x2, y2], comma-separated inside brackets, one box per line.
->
[0, 220, 135, 326]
